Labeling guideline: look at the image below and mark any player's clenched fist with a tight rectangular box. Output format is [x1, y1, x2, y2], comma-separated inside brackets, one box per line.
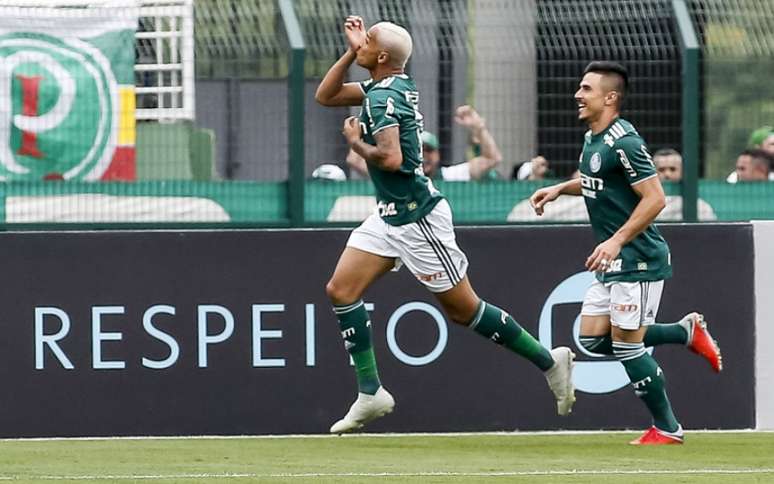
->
[342, 116, 362, 145]
[344, 15, 366, 52]
[530, 186, 560, 216]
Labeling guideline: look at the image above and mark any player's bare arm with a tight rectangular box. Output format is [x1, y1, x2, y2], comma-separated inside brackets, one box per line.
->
[455, 106, 503, 179]
[314, 16, 367, 106]
[530, 178, 582, 216]
[585, 176, 666, 272]
[342, 116, 402, 172]
[346, 149, 369, 177]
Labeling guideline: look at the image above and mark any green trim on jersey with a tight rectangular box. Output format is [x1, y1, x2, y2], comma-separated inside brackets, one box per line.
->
[358, 75, 443, 226]
[579, 118, 672, 283]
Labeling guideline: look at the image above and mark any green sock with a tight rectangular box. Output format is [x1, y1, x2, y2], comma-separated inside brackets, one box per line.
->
[334, 300, 380, 395]
[581, 319, 689, 355]
[469, 301, 554, 371]
[579, 335, 613, 355]
[644, 322, 689, 346]
[613, 341, 679, 433]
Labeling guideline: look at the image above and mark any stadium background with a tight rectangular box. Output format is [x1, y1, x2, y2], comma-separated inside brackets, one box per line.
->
[0, 0, 772, 226]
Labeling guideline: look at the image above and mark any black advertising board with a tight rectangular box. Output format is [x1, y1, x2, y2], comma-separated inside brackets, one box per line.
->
[0, 224, 754, 437]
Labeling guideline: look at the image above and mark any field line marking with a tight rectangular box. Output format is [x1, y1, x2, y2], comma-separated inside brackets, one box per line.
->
[1, 469, 774, 480]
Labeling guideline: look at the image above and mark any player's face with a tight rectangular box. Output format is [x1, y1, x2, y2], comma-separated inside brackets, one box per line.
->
[735, 154, 767, 181]
[422, 147, 440, 176]
[762, 135, 774, 156]
[574, 73, 610, 123]
[355, 28, 381, 70]
[655, 155, 682, 181]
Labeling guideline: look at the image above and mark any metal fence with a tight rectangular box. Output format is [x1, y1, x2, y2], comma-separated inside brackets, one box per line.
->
[0, 0, 771, 227]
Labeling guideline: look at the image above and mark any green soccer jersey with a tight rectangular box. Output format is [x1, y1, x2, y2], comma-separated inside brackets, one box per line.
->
[578, 117, 672, 283]
[358, 75, 443, 226]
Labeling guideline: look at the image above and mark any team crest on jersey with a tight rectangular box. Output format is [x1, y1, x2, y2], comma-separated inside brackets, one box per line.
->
[590, 152, 602, 173]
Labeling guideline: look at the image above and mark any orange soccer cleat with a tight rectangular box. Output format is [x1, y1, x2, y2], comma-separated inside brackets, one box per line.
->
[629, 426, 684, 446]
[683, 313, 723, 373]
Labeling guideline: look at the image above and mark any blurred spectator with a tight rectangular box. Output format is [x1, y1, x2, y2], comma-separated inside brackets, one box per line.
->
[653, 148, 682, 182]
[312, 163, 347, 181]
[515, 156, 550, 180]
[748, 126, 773, 150]
[731, 149, 773, 182]
[728, 127, 774, 182]
[347, 105, 502, 181]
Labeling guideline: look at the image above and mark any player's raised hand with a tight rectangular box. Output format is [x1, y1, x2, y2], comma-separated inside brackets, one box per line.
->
[585, 238, 622, 273]
[454, 105, 485, 132]
[529, 186, 560, 216]
[342, 116, 362, 144]
[344, 16, 366, 52]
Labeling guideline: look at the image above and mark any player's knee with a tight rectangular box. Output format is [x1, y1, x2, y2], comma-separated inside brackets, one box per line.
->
[443, 301, 479, 326]
[325, 278, 356, 305]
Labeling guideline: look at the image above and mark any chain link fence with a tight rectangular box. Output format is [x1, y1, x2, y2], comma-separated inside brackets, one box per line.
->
[0, 0, 771, 225]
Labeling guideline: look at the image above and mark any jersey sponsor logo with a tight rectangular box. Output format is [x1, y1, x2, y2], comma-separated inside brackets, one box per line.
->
[341, 327, 355, 339]
[581, 173, 604, 191]
[603, 133, 615, 147]
[637, 262, 648, 271]
[377, 200, 398, 217]
[590, 152, 602, 172]
[416, 271, 445, 282]
[407, 201, 418, 211]
[616, 149, 638, 177]
[611, 303, 638, 313]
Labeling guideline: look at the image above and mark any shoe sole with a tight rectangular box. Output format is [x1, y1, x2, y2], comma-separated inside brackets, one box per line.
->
[330, 404, 395, 434]
[691, 314, 723, 373]
[558, 349, 576, 417]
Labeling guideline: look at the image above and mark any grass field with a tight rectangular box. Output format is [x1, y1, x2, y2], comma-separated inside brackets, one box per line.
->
[1, 432, 773, 483]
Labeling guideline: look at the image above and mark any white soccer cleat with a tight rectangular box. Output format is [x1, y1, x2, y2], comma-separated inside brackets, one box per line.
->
[544, 347, 576, 416]
[329, 386, 395, 434]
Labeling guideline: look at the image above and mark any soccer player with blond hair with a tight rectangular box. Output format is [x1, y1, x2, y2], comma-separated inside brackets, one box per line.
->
[315, 16, 576, 434]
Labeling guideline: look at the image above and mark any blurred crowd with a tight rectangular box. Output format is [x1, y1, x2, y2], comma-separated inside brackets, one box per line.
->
[313, 108, 774, 186]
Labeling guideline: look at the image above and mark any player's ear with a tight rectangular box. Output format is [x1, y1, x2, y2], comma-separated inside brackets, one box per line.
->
[377, 50, 390, 65]
[605, 90, 620, 107]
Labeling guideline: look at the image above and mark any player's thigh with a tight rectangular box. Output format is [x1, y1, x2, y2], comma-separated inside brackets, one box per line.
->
[609, 280, 664, 331]
[327, 216, 399, 303]
[391, 200, 469, 294]
[327, 247, 396, 304]
[433, 275, 481, 325]
[580, 280, 612, 335]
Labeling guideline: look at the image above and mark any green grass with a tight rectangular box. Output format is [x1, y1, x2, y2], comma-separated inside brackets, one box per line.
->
[0, 432, 772, 483]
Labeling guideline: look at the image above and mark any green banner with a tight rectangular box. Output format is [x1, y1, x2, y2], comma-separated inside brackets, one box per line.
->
[0, 5, 137, 181]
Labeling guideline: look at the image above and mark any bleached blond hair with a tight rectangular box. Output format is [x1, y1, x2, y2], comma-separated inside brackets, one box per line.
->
[371, 21, 413, 68]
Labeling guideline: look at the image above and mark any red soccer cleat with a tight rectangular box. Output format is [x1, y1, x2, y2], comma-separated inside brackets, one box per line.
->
[629, 426, 684, 446]
[684, 313, 723, 373]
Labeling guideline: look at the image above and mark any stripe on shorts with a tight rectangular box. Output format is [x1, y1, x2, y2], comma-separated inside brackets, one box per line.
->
[417, 218, 460, 285]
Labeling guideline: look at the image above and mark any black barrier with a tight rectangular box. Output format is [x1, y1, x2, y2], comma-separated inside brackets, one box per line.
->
[0, 224, 754, 437]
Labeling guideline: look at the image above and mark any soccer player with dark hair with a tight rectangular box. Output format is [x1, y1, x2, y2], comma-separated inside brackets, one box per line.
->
[530, 61, 722, 445]
[315, 16, 576, 434]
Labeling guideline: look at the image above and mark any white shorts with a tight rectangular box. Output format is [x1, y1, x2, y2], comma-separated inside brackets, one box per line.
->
[581, 279, 664, 330]
[346, 199, 469, 293]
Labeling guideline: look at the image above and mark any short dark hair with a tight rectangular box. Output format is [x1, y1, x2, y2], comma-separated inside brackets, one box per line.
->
[653, 148, 681, 159]
[583, 61, 629, 100]
[740, 148, 774, 171]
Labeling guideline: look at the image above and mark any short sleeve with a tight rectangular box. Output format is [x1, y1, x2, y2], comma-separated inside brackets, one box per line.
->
[364, 90, 400, 135]
[614, 136, 657, 185]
